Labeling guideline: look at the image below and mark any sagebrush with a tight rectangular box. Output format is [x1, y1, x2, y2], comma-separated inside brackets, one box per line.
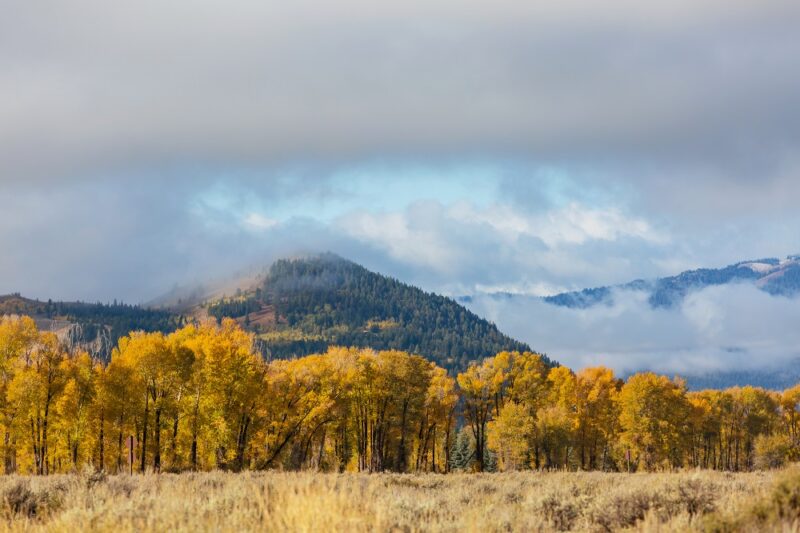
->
[0, 469, 790, 532]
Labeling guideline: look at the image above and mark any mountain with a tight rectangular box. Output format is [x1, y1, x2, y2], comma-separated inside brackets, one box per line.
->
[201, 254, 539, 372]
[542, 255, 800, 310]
[1, 255, 540, 373]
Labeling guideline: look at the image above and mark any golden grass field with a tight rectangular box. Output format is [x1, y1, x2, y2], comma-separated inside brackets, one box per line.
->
[0, 469, 798, 532]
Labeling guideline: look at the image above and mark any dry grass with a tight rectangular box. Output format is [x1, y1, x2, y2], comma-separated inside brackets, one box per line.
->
[0, 469, 788, 532]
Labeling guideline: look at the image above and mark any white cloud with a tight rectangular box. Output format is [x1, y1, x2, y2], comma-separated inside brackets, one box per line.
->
[336, 203, 459, 272]
[242, 212, 278, 231]
[337, 200, 667, 278]
[474, 281, 568, 297]
[450, 202, 666, 247]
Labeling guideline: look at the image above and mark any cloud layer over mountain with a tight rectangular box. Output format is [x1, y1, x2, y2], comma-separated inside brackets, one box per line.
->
[465, 284, 800, 375]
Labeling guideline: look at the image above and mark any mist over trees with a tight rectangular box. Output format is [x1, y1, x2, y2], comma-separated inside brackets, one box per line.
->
[0, 314, 797, 475]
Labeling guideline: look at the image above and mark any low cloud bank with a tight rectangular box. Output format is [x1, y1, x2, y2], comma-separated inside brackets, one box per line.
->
[464, 283, 800, 375]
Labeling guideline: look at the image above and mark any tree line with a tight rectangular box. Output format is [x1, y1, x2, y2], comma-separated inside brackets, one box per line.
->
[0, 315, 797, 475]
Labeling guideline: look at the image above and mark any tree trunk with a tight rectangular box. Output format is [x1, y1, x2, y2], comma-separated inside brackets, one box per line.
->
[431, 427, 437, 473]
[316, 428, 326, 470]
[141, 395, 149, 473]
[154, 407, 161, 471]
[99, 410, 105, 471]
[42, 402, 50, 475]
[396, 399, 409, 472]
[191, 391, 200, 471]
[171, 413, 179, 467]
[117, 416, 124, 472]
[415, 417, 426, 471]
[4, 430, 12, 474]
[30, 417, 40, 475]
[236, 413, 250, 471]
[444, 410, 453, 473]
[71, 435, 78, 467]
[470, 405, 487, 472]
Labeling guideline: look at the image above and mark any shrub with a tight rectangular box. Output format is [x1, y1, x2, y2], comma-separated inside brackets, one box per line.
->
[590, 491, 654, 531]
[1, 481, 62, 519]
[763, 467, 800, 522]
[541, 495, 578, 531]
[86, 470, 108, 489]
[2, 482, 40, 518]
[704, 467, 800, 531]
[675, 479, 716, 517]
[589, 478, 718, 531]
[754, 433, 792, 470]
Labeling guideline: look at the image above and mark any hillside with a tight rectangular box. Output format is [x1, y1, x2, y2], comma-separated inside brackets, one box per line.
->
[203, 254, 538, 372]
[0, 294, 184, 358]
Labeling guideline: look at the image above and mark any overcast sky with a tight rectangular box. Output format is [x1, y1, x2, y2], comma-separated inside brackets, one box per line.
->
[3, 1, 800, 371]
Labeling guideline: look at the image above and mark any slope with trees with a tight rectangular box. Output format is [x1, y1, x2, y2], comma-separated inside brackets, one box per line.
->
[0, 294, 184, 360]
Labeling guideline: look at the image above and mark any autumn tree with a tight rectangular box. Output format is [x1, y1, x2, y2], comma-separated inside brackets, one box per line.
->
[574, 367, 620, 470]
[416, 366, 457, 472]
[457, 358, 501, 472]
[260, 354, 338, 470]
[100, 352, 139, 472]
[781, 384, 800, 462]
[617, 373, 690, 471]
[487, 401, 534, 471]
[52, 351, 97, 470]
[200, 319, 264, 470]
[0, 316, 38, 473]
[535, 366, 577, 469]
[7, 331, 66, 474]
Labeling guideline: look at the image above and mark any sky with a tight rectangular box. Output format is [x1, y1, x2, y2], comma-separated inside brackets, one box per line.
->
[2, 1, 800, 372]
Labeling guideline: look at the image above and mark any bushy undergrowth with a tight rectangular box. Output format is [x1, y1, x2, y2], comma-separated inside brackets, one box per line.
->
[0, 479, 68, 520]
[703, 466, 800, 532]
[0, 470, 782, 532]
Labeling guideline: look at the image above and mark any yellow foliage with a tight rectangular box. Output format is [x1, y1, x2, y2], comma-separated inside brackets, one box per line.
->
[488, 401, 534, 471]
[0, 314, 795, 477]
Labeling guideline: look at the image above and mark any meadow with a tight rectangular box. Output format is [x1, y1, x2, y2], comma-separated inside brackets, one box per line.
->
[1, 469, 798, 532]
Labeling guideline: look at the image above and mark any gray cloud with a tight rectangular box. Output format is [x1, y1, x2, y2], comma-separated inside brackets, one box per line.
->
[2, 0, 799, 185]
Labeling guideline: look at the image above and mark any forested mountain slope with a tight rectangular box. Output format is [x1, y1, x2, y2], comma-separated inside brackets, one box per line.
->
[0, 294, 184, 358]
[204, 254, 538, 372]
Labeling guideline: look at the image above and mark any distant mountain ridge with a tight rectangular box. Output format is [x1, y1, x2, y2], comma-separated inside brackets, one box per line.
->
[541, 255, 800, 310]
